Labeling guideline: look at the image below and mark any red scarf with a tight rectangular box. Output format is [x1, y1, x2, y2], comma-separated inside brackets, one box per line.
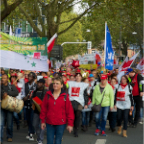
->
[110, 84, 115, 90]
[120, 83, 127, 89]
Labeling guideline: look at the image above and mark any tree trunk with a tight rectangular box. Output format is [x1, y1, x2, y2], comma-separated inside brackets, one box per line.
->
[122, 39, 128, 56]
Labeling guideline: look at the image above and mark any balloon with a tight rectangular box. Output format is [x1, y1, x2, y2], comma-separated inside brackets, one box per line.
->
[72, 60, 80, 68]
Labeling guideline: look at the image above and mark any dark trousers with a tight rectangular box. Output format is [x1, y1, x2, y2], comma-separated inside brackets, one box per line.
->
[129, 96, 141, 125]
[89, 111, 93, 123]
[33, 113, 45, 142]
[46, 124, 66, 144]
[26, 108, 34, 134]
[117, 108, 129, 130]
[109, 112, 117, 129]
[82, 111, 90, 126]
[74, 110, 81, 129]
[0, 109, 13, 142]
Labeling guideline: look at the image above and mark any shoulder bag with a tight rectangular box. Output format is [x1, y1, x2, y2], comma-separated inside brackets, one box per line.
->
[92, 91, 105, 112]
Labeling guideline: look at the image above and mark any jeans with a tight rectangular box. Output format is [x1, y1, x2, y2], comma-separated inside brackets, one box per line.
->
[95, 106, 109, 131]
[82, 111, 90, 126]
[33, 113, 45, 142]
[140, 108, 143, 119]
[26, 108, 34, 134]
[46, 124, 66, 144]
[129, 96, 141, 125]
[13, 112, 19, 126]
[108, 112, 117, 129]
[117, 108, 129, 130]
[0, 109, 13, 142]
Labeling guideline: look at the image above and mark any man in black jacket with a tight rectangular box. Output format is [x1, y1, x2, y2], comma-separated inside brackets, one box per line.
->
[1, 74, 19, 143]
[32, 78, 47, 144]
[127, 68, 143, 127]
[23, 72, 37, 141]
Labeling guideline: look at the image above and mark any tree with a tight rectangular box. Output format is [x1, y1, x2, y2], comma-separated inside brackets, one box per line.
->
[57, 12, 86, 59]
[1, 0, 23, 21]
[17, 0, 101, 39]
[81, 0, 143, 56]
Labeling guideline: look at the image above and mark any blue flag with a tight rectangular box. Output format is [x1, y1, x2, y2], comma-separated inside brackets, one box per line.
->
[105, 24, 114, 70]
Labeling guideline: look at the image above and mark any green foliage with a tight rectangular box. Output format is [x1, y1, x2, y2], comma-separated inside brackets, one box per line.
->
[57, 12, 86, 59]
[81, 0, 143, 55]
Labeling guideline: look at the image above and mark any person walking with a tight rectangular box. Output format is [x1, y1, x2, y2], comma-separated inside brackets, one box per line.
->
[108, 78, 118, 132]
[127, 68, 143, 127]
[68, 70, 89, 137]
[23, 72, 37, 141]
[115, 75, 134, 137]
[32, 78, 47, 144]
[0, 74, 19, 143]
[40, 77, 74, 144]
[92, 74, 114, 136]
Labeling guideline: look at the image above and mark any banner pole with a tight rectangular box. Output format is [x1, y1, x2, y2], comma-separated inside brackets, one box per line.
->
[104, 22, 107, 71]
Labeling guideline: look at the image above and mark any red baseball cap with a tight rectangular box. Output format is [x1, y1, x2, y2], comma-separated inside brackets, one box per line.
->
[101, 74, 107, 80]
[62, 74, 67, 77]
[76, 69, 81, 73]
[43, 76, 48, 78]
[66, 72, 71, 76]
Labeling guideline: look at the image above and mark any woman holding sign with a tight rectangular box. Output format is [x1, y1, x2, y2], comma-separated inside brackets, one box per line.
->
[115, 75, 134, 138]
[68, 70, 89, 137]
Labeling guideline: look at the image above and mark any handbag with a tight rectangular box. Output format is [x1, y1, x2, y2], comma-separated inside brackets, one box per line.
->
[92, 91, 105, 112]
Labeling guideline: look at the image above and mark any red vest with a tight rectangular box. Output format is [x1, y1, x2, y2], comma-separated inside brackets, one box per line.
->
[132, 74, 139, 96]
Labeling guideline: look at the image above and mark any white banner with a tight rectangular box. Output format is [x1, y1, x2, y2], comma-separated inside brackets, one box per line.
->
[78, 53, 95, 64]
[0, 50, 48, 72]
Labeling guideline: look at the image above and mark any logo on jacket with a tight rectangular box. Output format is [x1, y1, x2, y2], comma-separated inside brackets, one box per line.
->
[71, 87, 80, 97]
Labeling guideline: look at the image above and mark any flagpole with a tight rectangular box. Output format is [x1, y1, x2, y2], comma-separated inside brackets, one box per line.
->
[104, 22, 107, 70]
[130, 51, 140, 67]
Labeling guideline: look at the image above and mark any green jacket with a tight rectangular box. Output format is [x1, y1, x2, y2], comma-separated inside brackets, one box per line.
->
[92, 83, 114, 108]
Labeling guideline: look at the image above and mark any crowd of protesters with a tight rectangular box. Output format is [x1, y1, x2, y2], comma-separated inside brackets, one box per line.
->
[0, 66, 144, 144]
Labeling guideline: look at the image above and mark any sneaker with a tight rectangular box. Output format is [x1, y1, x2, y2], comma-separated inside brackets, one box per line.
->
[26, 135, 30, 139]
[29, 134, 34, 141]
[101, 131, 107, 136]
[7, 138, 12, 142]
[95, 129, 100, 136]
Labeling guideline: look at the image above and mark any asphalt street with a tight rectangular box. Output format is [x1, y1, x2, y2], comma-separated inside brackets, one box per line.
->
[3, 122, 143, 144]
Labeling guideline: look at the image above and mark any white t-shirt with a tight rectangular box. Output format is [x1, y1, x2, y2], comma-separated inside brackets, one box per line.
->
[68, 81, 89, 106]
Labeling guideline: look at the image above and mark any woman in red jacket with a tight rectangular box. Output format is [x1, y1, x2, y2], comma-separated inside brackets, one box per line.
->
[40, 76, 74, 144]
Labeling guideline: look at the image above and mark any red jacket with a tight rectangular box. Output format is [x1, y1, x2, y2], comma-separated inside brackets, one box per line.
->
[40, 89, 74, 127]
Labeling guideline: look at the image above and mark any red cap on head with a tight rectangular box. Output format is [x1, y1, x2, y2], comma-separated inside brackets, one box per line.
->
[76, 69, 81, 73]
[44, 76, 48, 78]
[62, 74, 67, 77]
[66, 72, 71, 76]
[101, 74, 107, 80]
